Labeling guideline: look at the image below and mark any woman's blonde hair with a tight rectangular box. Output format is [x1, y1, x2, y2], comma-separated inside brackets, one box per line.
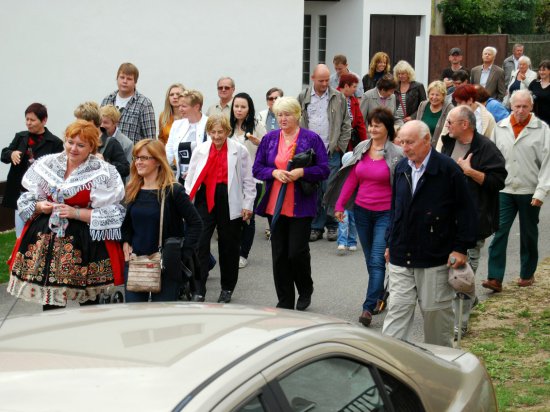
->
[65, 119, 100, 154]
[125, 139, 175, 203]
[273, 96, 301, 122]
[369, 52, 391, 78]
[427, 80, 447, 98]
[159, 83, 186, 129]
[393, 60, 416, 82]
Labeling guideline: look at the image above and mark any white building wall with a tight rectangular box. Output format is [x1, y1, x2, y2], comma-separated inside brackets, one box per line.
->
[0, 0, 303, 180]
[304, 0, 366, 81]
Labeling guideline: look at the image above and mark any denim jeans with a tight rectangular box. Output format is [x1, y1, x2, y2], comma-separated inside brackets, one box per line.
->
[311, 151, 341, 232]
[337, 210, 357, 247]
[354, 205, 391, 312]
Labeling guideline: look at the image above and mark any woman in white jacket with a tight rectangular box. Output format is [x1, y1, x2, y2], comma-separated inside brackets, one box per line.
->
[185, 114, 256, 303]
[166, 90, 208, 184]
[504, 56, 537, 108]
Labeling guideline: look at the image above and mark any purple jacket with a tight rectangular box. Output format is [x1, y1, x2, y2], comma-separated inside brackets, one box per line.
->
[253, 128, 329, 217]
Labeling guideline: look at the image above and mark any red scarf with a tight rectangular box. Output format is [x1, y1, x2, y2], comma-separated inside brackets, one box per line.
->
[189, 141, 228, 212]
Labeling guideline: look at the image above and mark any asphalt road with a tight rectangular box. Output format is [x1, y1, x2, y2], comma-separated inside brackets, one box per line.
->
[1, 205, 549, 344]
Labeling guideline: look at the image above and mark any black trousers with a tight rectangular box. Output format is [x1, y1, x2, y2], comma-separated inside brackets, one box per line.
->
[195, 184, 242, 296]
[240, 182, 263, 259]
[269, 215, 313, 309]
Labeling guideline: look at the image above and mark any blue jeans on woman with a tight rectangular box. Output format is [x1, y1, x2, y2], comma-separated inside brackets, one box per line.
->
[354, 205, 390, 313]
[337, 210, 357, 247]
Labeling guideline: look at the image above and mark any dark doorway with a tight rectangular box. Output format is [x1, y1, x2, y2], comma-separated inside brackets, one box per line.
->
[370, 15, 421, 68]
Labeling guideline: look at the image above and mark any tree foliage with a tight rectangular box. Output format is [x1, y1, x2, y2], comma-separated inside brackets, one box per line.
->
[437, 0, 542, 34]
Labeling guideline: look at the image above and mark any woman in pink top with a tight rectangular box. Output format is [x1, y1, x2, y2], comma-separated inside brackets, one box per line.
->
[326, 107, 404, 327]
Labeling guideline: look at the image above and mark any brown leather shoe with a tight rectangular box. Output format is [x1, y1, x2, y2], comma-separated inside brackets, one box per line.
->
[517, 277, 535, 287]
[482, 279, 502, 292]
[359, 310, 372, 327]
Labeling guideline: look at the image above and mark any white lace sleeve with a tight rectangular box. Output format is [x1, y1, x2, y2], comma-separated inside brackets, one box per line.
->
[17, 158, 51, 221]
[89, 163, 126, 240]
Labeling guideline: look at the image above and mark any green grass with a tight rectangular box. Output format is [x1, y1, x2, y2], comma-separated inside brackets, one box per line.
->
[463, 262, 550, 412]
[0, 230, 16, 283]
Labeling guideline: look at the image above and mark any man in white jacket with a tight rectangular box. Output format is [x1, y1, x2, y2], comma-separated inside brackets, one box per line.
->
[483, 90, 550, 292]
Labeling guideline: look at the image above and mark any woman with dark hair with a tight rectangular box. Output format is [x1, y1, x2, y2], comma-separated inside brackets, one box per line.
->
[362, 52, 392, 92]
[360, 74, 398, 123]
[528, 60, 550, 125]
[1, 103, 63, 237]
[229, 92, 266, 268]
[474, 85, 510, 123]
[338, 73, 368, 150]
[7, 120, 125, 308]
[325, 107, 404, 327]
[122, 139, 202, 302]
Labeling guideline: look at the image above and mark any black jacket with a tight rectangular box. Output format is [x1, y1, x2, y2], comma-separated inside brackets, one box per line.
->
[1, 128, 63, 209]
[99, 134, 129, 179]
[122, 183, 202, 261]
[387, 150, 477, 268]
[395, 81, 426, 119]
[441, 131, 507, 239]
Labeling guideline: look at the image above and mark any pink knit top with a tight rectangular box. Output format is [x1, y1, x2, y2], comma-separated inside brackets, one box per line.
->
[335, 154, 392, 211]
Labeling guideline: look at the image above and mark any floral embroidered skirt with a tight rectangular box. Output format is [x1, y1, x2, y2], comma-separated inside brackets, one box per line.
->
[7, 214, 117, 306]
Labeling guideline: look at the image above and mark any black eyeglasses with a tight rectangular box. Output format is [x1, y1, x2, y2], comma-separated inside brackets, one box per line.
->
[267, 96, 279, 101]
[133, 156, 155, 162]
[217, 86, 232, 91]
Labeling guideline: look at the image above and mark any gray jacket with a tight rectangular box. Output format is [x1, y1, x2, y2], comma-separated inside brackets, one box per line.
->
[502, 55, 516, 86]
[297, 86, 351, 154]
[359, 88, 401, 126]
[323, 138, 404, 214]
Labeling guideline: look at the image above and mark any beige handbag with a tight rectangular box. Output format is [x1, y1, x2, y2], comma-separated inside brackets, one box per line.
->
[126, 193, 165, 293]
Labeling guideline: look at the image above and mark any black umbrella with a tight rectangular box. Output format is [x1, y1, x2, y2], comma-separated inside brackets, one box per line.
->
[270, 148, 316, 234]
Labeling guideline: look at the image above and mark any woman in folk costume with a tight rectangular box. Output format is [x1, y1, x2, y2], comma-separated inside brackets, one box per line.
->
[7, 119, 126, 309]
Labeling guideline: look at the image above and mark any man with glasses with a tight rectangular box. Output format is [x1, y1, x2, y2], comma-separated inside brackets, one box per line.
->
[440, 106, 506, 338]
[101, 62, 156, 144]
[206, 76, 235, 118]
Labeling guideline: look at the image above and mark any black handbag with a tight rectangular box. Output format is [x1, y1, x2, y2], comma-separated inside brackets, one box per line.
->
[290, 149, 319, 196]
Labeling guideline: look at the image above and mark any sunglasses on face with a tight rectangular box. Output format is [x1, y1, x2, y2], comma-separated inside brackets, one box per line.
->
[218, 86, 232, 91]
[267, 96, 279, 101]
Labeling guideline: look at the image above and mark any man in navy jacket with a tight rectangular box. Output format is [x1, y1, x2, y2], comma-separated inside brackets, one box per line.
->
[382, 121, 477, 347]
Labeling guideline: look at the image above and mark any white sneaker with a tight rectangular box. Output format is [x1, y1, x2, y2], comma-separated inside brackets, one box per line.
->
[239, 256, 248, 268]
[337, 245, 347, 255]
[348, 246, 357, 252]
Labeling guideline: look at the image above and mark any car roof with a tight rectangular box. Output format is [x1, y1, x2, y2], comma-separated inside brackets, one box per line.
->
[0, 303, 351, 411]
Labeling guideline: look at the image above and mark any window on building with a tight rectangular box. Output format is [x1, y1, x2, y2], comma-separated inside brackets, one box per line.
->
[303, 15, 312, 85]
[318, 15, 327, 64]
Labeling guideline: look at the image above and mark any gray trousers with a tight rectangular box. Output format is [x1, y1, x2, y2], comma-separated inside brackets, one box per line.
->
[382, 263, 454, 347]
[453, 239, 485, 330]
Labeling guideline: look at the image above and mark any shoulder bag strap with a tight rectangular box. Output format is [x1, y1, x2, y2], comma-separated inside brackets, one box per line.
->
[158, 191, 165, 251]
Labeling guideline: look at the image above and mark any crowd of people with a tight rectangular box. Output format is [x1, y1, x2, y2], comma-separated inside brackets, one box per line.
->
[2, 46, 549, 348]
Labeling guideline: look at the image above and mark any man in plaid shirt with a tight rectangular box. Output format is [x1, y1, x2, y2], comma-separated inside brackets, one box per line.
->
[101, 62, 156, 144]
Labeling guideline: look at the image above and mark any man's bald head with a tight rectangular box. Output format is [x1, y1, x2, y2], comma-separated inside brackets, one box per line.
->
[312, 64, 331, 95]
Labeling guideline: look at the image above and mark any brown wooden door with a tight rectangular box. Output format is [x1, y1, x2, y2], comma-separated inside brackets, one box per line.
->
[370, 15, 421, 68]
